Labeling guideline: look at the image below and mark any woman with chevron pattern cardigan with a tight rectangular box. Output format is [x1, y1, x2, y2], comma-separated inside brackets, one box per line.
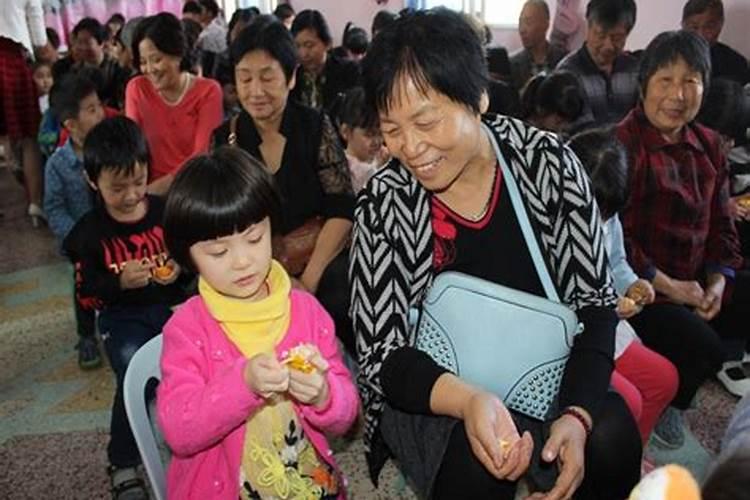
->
[348, 8, 641, 500]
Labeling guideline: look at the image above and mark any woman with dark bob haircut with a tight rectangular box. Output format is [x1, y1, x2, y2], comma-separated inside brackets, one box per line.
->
[125, 12, 223, 195]
[350, 7, 641, 499]
[213, 16, 357, 356]
[616, 30, 750, 450]
[289, 9, 359, 111]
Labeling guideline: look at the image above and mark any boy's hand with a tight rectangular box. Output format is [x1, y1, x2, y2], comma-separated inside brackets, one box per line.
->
[119, 260, 154, 289]
[244, 353, 289, 398]
[287, 346, 330, 408]
[626, 279, 655, 305]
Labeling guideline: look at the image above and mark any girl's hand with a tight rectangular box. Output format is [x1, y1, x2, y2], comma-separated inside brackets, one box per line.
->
[462, 391, 533, 481]
[151, 259, 181, 285]
[119, 259, 154, 290]
[244, 353, 289, 398]
[287, 346, 330, 408]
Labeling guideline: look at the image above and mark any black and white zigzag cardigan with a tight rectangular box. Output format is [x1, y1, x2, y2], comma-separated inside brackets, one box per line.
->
[348, 114, 619, 483]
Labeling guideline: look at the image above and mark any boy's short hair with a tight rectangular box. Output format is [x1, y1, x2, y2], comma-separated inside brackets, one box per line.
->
[83, 116, 150, 184]
[182, 1, 202, 16]
[567, 127, 629, 219]
[164, 147, 281, 272]
[49, 73, 98, 123]
[521, 70, 584, 122]
[361, 8, 489, 122]
[273, 3, 295, 21]
[73, 17, 107, 44]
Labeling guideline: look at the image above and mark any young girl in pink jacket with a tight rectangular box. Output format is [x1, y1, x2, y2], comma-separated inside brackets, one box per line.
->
[159, 146, 360, 499]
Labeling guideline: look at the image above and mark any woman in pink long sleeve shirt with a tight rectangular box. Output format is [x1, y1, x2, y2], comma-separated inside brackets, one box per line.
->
[125, 13, 222, 195]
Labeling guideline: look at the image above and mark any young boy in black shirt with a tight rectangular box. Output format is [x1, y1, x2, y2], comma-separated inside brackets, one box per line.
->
[63, 116, 185, 498]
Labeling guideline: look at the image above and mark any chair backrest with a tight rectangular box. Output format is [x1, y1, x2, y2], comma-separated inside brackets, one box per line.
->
[124, 334, 166, 500]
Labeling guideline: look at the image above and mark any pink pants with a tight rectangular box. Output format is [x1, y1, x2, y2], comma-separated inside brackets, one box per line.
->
[611, 341, 679, 444]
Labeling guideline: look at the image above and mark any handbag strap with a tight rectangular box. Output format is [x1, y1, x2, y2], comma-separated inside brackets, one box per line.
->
[482, 123, 561, 303]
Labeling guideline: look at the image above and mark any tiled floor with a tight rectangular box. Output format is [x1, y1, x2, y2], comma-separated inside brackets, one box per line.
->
[0, 166, 740, 499]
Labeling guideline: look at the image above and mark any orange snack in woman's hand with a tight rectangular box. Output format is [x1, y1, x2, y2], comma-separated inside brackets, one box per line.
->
[738, 197, 750, 209]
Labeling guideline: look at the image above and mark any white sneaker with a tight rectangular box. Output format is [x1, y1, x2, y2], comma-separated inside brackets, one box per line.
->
[717, 361, 750, 397]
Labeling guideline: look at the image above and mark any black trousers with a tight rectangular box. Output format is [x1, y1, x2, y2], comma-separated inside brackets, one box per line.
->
[431, 392, 642, 500]
[628, 271, 750, 409]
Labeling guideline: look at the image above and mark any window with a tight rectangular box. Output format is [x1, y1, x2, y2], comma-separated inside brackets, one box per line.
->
[422, 0, 527, 27]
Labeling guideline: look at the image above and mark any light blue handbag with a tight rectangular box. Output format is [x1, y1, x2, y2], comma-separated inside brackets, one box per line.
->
[413, 130, 583, 421]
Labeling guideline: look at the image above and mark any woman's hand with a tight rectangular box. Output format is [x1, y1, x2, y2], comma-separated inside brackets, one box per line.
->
[696, 273, 725, 321]
[462, 391, 533, 481]
[527, 410, 588, 500]
[729, 196, 750, 221]
[287, 346, 331, 408]
[244, 353, 289, 398]
[667, 279, 705, 308]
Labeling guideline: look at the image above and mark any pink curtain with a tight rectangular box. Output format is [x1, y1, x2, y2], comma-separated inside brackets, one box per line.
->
[43, 0, 184, 47]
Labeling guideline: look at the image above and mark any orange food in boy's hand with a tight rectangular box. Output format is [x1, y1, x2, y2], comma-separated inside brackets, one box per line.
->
[738, 197, 750, 209]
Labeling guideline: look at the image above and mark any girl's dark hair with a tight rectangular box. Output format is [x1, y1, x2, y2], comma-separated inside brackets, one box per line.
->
[290, 9, 332, 45]
[230, 15, 297, 82]
[164, 147, 281, 272]
[638, 30, 711, 97]
[342, 22, 369, 55]
[361, 8, 488, 122]
[521, 71, 584, 122]
[567, 127, 629, 219]
[331, 87, 371, 130]
[83, 116, 150, 183]
[132, 13, 191, 72]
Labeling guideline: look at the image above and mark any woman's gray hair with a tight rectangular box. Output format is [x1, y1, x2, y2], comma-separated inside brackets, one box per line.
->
[637, 30, 711, 97]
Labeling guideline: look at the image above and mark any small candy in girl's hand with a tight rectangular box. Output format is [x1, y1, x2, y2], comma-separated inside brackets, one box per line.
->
[280, 344, 317, 373]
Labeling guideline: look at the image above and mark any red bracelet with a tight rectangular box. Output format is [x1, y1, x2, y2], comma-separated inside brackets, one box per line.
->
[561, 407, 592, 436]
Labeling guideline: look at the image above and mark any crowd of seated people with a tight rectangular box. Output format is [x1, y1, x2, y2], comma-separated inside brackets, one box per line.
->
[3, 0, 750, 498]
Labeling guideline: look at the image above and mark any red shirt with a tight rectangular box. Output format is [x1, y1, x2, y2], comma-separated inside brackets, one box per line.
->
[125, 75, 222, 181]
[616, 107, 742, 284]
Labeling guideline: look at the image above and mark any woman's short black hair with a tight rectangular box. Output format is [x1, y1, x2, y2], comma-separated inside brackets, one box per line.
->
[371, 10, 397, 37]
[585, 0, 637, 32]
[290, 9, 332, 45]
[698, 78, 750, 142]
[361, 8, 488, 122]
[230, 15, 297, 82]
[227, 8, 259, 45]
[49, 73, 99, 123]
[73, 17, 107, 45]
[567, 127, 629, 219]
[521, 71, 585, 122]
[132, 13, 191, 72]
[83, 116, 150, 184]
[164, 146, 281, 272]
[342, 23, 369, 55]
[638, 30, 711, 97]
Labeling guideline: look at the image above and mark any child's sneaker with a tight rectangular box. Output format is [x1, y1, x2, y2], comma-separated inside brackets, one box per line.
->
[108, 466, 148, 500]
[652, 407, 685, 449]
[77, 337, 102, 370]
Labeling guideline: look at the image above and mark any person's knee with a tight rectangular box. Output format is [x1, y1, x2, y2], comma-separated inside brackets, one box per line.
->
[588, 393, 642, 464]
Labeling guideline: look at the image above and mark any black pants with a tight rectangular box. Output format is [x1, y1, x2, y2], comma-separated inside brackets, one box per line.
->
[98, 303, 172, 468]
[315, 250, 355, 356]
[431, 392, 642, 499]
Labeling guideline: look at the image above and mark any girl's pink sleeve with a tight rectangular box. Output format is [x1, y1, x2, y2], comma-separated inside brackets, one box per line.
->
[124, 78, 143, 125]
[157, 307, 264, 457]
[297, 295, 360, 435]
[191, 79, 223, 156]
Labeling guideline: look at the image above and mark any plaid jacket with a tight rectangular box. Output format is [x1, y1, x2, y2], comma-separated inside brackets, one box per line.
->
[616, 107, 742, 284]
